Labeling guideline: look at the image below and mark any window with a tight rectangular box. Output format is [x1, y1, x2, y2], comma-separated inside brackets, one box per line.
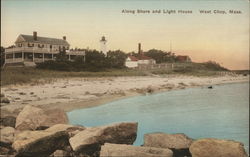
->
[28, 43, 34, 47]
[18, 43, 22, 47]
[38, 44, 44, 48]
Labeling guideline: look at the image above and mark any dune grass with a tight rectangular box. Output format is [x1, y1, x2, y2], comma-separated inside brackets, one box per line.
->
[0, 67, 149, 86]
[1, 65, 229, 86]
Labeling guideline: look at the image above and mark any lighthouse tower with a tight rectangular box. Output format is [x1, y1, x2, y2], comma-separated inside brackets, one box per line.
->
[100, 36, 107, 56]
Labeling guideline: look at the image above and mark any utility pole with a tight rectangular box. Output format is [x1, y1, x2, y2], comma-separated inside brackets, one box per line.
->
[170, 41, 172, 53]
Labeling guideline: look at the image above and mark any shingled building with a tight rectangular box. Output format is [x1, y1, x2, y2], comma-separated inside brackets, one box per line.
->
[4, 32, 85, 66]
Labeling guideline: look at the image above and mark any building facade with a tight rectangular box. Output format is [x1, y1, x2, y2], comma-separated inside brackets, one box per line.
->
[4, 32, 85, 66]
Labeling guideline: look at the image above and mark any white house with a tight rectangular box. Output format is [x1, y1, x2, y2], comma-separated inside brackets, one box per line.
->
[125, 55, 156, 68]
[4, 31, 85, 66]
[137, 55, 156, 65]
[125, 56, 138, 68]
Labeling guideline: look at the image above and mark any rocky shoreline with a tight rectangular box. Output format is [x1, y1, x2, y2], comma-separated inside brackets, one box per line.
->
[0, 105, 248, 157]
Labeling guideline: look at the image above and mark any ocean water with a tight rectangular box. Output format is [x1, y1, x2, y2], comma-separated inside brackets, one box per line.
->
[67, 82, 249, 151]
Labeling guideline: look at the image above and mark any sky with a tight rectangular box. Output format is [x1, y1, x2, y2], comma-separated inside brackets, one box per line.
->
[1, 0, 249, 70]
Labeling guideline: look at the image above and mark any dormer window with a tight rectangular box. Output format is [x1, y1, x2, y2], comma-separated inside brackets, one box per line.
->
[18, 43, 22, 47]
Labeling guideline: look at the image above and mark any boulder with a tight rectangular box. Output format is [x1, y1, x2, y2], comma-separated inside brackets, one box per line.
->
[0, 116, 16, 127]
[50, 149, 72, 157]
[43, 108, 68, 126]
[46, 124, 85, 137]
[12, 130, 69, 157]
[100, 143, 173, 157]
[15, 105, 68, 131]
[144, 133, 193, 157]
[0, 127, 15, 146]
[189, 138, 248, 157]
[69, 122, 138, 156]
[1, 97, 10, 104]
[0, 146, 14, 155]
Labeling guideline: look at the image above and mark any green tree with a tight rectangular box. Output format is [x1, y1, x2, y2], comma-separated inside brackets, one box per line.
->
[144, 49, 176, 63]
[106, 50, 127, 68]
[84, 50, 106, 71]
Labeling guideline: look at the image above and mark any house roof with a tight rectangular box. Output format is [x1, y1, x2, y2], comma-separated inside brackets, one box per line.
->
[127, 55, 154, 61]
[137, 54, 153, 60]
[128, 56, 138, 61]
[17, 34, 70, 46]
[176, 55, 190, 61]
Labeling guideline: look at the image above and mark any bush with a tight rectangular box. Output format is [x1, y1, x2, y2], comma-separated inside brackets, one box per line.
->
[202, 61, 228, 71]
[37, 60, 74, 71]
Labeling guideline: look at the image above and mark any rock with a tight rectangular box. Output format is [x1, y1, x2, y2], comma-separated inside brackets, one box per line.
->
[51, 149, 72, 157]
[0, 93, 4, 97]
[43, 108, 68, 127]
[146, 86, 154, 93]
[0, 146, 14, 155]
[46, 124, 85, 137]
[1, 97, 10, 104]
[100, 143, 173, 157]
[208, 86, 213, 89]
[19, 92, 26, 95]
[15, 105, 68, 131]
[144, 133, 193, 157]
[0, 127, 15, 146]
[69, 122, 138, 156]
[15, 105, 47, 131]
[189, 138, 248, 157]
[12, 130, 69, 157]
[0, 116, 16, 127]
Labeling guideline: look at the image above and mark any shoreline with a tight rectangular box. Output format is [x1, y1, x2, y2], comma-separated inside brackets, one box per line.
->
[63, 78, 249, 113]
[1, 74, 249, 117]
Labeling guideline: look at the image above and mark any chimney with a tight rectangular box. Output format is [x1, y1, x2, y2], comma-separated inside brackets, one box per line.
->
[138, 43, 141, 54]
[33, 31, 37, 40]
[63, 36, 66, 40]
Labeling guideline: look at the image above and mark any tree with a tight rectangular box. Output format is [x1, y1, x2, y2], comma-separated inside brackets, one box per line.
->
[56, 48, 68, 62]
[0, 47, 5, 67]
[84, 50, 106, 71]
[144, 49, 176, 63]
[106, 50, 127, 68]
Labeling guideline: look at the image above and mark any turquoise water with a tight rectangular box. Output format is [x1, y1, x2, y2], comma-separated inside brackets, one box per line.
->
[67, 82, 249, 151]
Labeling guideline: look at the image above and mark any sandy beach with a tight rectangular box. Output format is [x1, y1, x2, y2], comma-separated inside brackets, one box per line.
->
[1, 74, 249, 117]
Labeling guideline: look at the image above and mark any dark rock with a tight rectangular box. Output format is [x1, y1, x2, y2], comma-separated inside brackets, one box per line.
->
[1, 97, 10, 104]
[69, 122, 138, 156]
[0, 116, 16, 127]
[189, 138, 248, 157]
[12, 130, 69, 157]
[19, 92, 26, 95]
[100, 143, 173, 157]
[208, 86, 213, 89]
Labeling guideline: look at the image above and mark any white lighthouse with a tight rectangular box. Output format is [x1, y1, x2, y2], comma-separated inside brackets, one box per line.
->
[100, 36, 107, 56]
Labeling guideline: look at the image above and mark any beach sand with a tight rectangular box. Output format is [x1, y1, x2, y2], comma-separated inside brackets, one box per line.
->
[1, 74, 249, 117]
